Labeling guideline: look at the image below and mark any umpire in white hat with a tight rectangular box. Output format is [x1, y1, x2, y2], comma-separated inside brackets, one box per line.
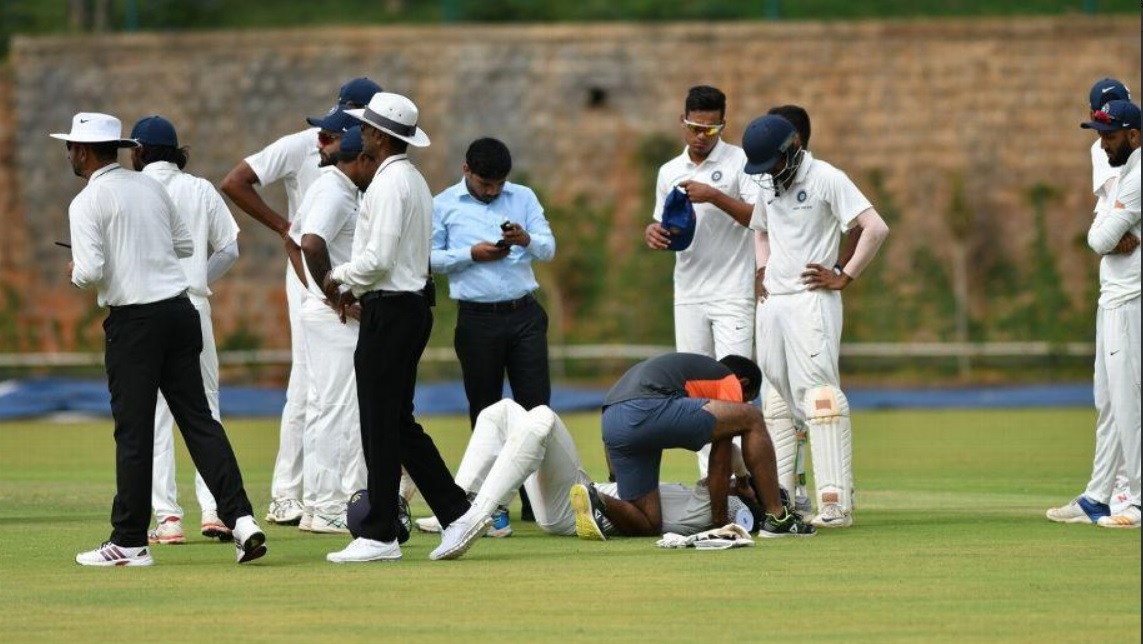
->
[53, 112, 267, 567]
[323, 93, 489, 562]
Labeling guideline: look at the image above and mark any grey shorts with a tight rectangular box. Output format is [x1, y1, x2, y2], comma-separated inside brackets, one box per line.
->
[601, 397, 716, 501]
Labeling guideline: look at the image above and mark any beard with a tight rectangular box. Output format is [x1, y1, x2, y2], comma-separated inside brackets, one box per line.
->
[1107, 140, 1133, 167]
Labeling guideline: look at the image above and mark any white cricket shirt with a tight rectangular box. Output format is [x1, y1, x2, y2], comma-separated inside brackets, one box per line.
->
[749, 151, 872, 296]
[142, 162, 239, 302]
[332, 155, 433, 295]
[1091, 147, 1141, 308]
[69, 164, 192, 307]
[244, 127, 322, 222]
[654, 140, 758, 304]
[291, 166, 359, 299]
[1092, 139, 1120, 210]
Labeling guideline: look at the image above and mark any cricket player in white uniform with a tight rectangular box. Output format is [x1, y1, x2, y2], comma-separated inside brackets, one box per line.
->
[742, 113, 889, 528]
[129, 116, 241, 546]
[289, 123, 377, 534]
[1048, 98, 1141, 529]
[222, 77, 382, 526]
[413, 399, 756, 543]
[644, 85, 759, 478]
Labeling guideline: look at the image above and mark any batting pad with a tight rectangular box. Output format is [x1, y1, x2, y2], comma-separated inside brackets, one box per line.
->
[763, 388, 798, 499]
[805, 385, 853, 511]
[656, 524, 755, 550]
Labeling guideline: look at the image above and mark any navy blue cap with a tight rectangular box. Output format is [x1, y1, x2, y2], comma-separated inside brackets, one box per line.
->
[130, 115, 178, 147]
[306, 105, 359, 132]
[1081, 100, 1141, 132]
[338, 77, 382, 107]
[1089, 78, 1132, 112]
[340, 126, 364, 156]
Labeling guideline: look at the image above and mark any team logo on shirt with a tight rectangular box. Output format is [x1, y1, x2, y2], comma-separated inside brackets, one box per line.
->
[711, 170, 723, 182]
[797, 190, 808, 203]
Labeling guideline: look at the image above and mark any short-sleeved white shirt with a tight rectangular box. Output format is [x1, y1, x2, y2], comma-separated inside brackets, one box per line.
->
[749, 151, 872, 296]
[244, 127, 322, 222]
[290, 167, 359, 299]
[142, 162, 240, 302]
[1097, 147, 1141, 308]
[654, 140, 758, 305]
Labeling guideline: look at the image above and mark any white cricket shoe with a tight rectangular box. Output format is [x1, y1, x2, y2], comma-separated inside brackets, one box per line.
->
[200, 510, 232, 542]
[311, 514, 350, 534]
[298, 511, 314, 532]
[76, 542, 153, 567]
[810, 503, 853, 528]
[1097, 505, 1141, 529]
[1046, 496, 1110, 524]
[430, 506, 493, 561]
[415, 515, 442, 533]
[264, 498, 304, 525]
[327, 537, 402, 563]
[232, 516, 267, 564]
[148, 516, 185, 545]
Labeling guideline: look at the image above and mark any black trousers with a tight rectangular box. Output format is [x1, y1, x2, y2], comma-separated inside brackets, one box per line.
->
[453, 296, 552, 428]
[104, 295, 253, 547]
[355, 291, 469, 541]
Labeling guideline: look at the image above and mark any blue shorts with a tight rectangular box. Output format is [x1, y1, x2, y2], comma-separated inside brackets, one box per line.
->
[601, 397, 716, 501]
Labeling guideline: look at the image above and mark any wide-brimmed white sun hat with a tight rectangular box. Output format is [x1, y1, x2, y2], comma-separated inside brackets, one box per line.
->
[346, 92, 430, 148]
[49, 112, 139, 148]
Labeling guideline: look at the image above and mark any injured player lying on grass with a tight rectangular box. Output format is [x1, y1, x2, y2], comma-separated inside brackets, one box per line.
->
[412, 399, 773, 545]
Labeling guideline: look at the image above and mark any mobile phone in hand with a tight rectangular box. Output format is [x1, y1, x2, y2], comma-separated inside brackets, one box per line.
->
[496, 221, 513, 248]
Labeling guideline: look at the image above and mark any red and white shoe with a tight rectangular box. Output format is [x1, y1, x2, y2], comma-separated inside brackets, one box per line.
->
[200, 510, 233, 542]
[76, 542, 153, 567]
[148, 516, 186, 545]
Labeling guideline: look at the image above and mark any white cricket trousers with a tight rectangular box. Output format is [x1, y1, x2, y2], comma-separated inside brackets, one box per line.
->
[756, 290, 843, 426]
[456, 400, 589, 536]
[152, 296, 219, 520]
[678, 297, 755, 477]
[300, 297, 366, 516]
[269, 265, 310, 504]
[1084, 296, 1141, 506]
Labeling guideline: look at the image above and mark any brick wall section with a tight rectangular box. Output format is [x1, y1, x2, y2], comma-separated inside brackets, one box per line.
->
[1, 17, 1139, 351]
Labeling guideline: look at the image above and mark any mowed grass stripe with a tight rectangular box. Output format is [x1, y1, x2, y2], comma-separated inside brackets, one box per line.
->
[0, 408, 1137, 642]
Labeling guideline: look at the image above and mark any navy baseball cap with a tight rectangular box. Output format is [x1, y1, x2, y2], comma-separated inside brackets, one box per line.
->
[338, 77, 383, 107]
[340, 126, 364, 156]
[306, 105, 358, 132]
[130, 115, 178, 147]
[1081, 100, 1141, 132]
[1089, 78, 1132, 112]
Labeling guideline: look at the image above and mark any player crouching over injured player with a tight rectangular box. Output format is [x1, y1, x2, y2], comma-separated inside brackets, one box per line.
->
[573, 353, 815, 539]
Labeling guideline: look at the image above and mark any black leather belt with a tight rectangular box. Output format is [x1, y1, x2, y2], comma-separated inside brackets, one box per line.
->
[458, 294, 535, 314]
[109, 291, 188, 312]
[360, 289, 420, 304]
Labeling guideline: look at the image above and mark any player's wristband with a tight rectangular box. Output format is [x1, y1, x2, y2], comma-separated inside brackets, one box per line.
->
[832, 264, 844, 276]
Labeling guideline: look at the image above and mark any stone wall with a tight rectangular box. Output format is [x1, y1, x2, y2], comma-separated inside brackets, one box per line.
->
[1, 17, 1140, 352]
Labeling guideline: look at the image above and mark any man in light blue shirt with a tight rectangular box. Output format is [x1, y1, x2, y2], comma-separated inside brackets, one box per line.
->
[432, 137, 557, 524]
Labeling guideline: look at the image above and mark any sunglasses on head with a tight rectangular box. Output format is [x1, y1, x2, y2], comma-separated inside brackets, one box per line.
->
[318, 131, 343, 146]
[682, 119, 725, 137]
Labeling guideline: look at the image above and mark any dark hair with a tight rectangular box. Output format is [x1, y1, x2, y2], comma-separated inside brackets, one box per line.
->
[767, 105, 811, 147]
[465, 137, 512, 179]
[337, 149, 364, 164]
[139, 144, 189, 170]
[90, 142, 121, 162]
[718, 354, 762, 402]
[685, 85, 726, 119]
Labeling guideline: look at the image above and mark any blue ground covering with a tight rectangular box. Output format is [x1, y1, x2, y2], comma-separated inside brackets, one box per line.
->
[0, 377, 1094, 421]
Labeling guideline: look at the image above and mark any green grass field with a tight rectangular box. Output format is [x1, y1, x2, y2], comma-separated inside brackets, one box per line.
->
[0, 408, 1138, 642]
